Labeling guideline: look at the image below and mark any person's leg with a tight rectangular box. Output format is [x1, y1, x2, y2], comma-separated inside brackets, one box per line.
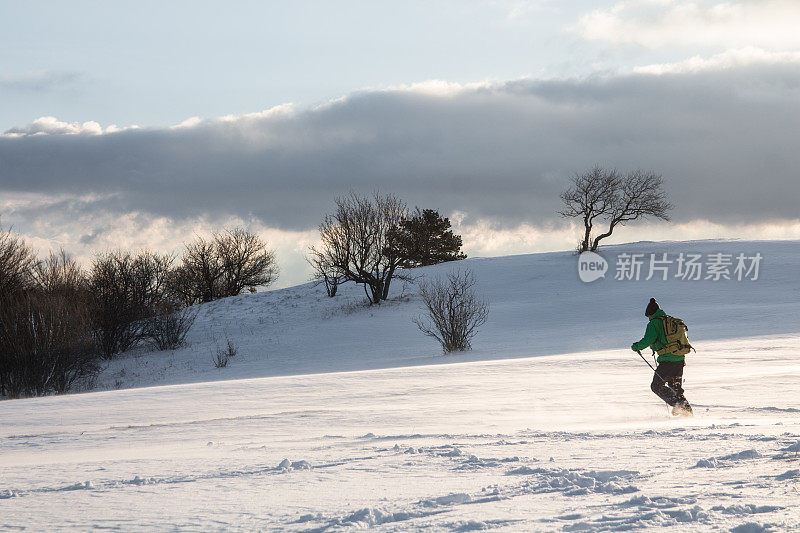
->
[667, 362, 686, 404]
[670, 362, 692, 415]
[650, 362, 682, 406]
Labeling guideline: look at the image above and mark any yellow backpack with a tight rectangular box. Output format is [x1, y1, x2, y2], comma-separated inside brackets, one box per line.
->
[653, 315, 694, 356]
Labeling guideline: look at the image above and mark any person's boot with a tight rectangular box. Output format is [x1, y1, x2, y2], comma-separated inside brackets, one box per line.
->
[671, 401, 693, 417]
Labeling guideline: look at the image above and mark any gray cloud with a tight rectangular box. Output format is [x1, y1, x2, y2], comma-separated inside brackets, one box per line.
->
[1, 71, 83, 93]
[2, 63, 800, 233]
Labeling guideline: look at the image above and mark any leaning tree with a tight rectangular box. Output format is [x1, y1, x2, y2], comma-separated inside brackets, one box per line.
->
[559, 167, 672, 252]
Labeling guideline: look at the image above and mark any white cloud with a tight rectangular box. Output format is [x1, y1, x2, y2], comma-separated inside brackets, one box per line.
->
[4, 104, 299, 138]
[169, 116, 204, 130]
[574, 0, 800, 50]
[3, 83, 494, 140]
[219, 104, 296, 123]
[378, 79, 492, 97]
[634, 47, 800, 74]
[1, 116, 139, 137]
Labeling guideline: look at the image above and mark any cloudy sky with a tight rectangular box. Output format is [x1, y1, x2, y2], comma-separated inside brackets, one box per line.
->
[2, 0, 799, 287]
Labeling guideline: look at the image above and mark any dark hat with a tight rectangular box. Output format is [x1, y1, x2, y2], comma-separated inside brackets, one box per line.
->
[645, 298, 660, 317]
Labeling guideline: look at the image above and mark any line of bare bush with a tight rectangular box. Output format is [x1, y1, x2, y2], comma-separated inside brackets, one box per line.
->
[0, 289, 99, 398]
[0, 225, 274, 399]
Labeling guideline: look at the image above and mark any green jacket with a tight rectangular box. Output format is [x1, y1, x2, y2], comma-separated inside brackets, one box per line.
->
[631, 309, 685, 363]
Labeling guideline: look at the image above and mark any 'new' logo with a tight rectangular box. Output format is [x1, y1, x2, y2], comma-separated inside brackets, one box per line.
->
[578, 251, 608, 283]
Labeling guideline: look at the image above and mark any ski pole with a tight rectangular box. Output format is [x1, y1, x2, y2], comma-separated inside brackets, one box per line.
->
[635, 349, 657, 372]
[636, 349, 677, 396]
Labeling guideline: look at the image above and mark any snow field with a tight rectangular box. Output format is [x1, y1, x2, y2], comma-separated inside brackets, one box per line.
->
[1, 239, 799, 530]
[2, 333, 800, 531]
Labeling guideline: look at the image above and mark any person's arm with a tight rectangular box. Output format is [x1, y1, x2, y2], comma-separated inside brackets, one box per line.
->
[632, 321, 657, 351]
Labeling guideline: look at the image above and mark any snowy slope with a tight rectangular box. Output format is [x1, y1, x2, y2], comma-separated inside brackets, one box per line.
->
[2, 239, 799, 531]
[96, 239, 799, 390]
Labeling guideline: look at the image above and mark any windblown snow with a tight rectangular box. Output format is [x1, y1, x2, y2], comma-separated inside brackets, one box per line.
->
[2, 240, 799, 531]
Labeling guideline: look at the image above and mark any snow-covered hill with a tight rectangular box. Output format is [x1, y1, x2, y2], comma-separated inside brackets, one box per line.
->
[98, 239, 799, 391]
[2, 239, 799, 531]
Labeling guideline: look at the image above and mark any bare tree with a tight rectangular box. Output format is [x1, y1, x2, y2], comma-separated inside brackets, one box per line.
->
[166, 264, 204, 307]
[0, 225, 36, 295]
[560, 167, 672, 252]
[174, 237, 222, 304]
[413, 270, 489, 353]
[172, 228, 277, 304]
[307, 250, 344, 297]
[311, 192, 408, 304]
[133, 251, 174, 313]
[589, 170, 673, 251]
[559, 167, 619, 252]
[215, 228, 278, 296]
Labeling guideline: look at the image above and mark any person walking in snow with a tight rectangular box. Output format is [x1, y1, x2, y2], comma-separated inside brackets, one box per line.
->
[632, 298, 693, 417]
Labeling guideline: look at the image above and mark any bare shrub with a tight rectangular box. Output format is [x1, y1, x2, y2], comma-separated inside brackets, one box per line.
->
[222, 338, 238, 358]
[311, 192, 408, 304]
[90, 252, 138, 358]
[89, 250, 173, 358]
[0, 225, 36, 296]
[212, 339, 237, 368]
[560, 167, 672, 252]
[413, 270, 489, 353]
[145, 302, 198, 351]
[0, 291, 99, 399]
[32, 249, 88, 297]
[213, 351, 229, 368]
[307, 250, 344, 297]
